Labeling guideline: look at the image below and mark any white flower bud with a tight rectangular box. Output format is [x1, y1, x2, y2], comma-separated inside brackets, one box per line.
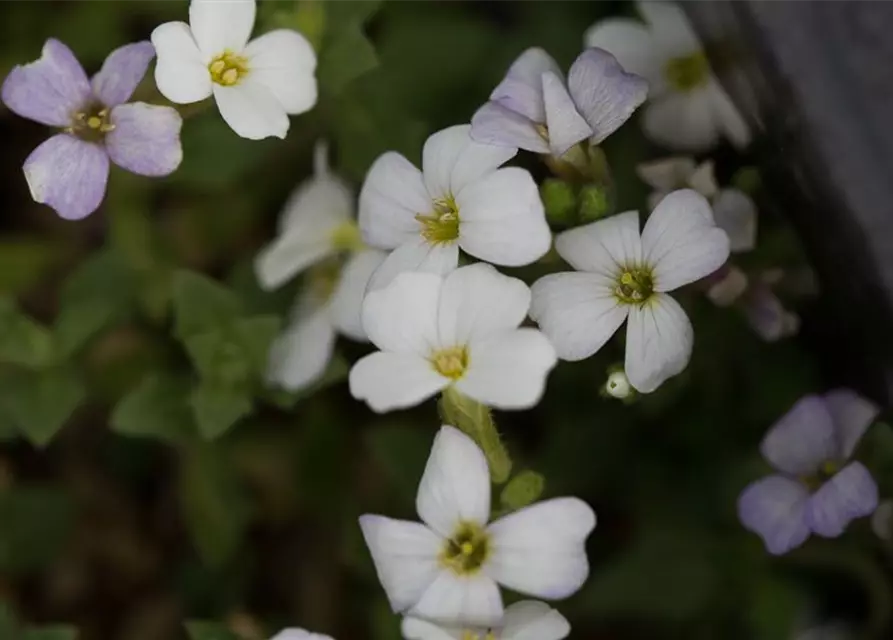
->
[605, 370, 632, 399]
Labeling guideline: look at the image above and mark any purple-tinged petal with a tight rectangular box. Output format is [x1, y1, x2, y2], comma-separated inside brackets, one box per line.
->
[760, 395, 838, 476]
[91, 41, 155, 107]
[824, 388, 879, 460]
[23, 134, 109, 220]
[807, 462, 878, 538]
[744, 285, 792, 342]
[105, 103, 182, 176]
[470, 101, 549, 154]
[567, 48, 649, 145]
[490, 47, 561, 123]
[541, 72, 592, 157]
[737, 474, 811, 555]
[1, 39, 91, 127]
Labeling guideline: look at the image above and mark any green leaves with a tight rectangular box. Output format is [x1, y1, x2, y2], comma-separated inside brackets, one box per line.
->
[0, 368, 85, 446]
[317, 0, 381, 95]
[0, 297, 53, 369]
[173, 270, 243, 341]
[499, 470, 545, 511]
[111, 374, 195, 443]
[190, 383, 253, 441]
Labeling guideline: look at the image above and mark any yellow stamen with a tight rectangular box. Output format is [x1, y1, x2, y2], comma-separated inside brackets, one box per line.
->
[614, 267, 654, 304]
[663, 51, 710, 93]
[416, 196, 460, 245]
[431, 346, 468, 379]
[329, 221, 364, 252]
[439, 521, 489, 575]
[209, 50, 249, 86]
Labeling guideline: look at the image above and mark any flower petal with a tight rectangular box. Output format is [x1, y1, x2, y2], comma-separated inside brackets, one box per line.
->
[349, 352, 449, 413]
[761, 395, 838, 476]
[637, 1, 702, 58]
[470, 101, 549, 154]
[91, 41, 155, 107]
[409, 572, 504, 628]
[254, 234, 334, 291]
[636, 156, 696, 192]
[151, 21, 213, 104]
[213, 79, 290, 140]
[367, 238, 459, 293]
[624, 293, 692, 393]
[243, 29, 317, 114]
[417, 425, 491, 537]
[708, 80, 751, 149]
[688, 160, 719, 198]
[457, 328, 557, 410]
[824, 388, 879, 460]
[267, 307, 336, 392]
[541, 71, 592, 157]
[501, 601, 571, 640]
[642, 189, 730, 291]
[490, 47, 562, 122]
[270, 630, 334, 640]
[455, 167, 551, 267]
[359, 152, 430, 249]
[529, 272, 627, 361]
[871, 500, 893, 540]
[583, 18, 662, 86]
[358, 515, 442, 613]
[554, 210, 641, 277]
[330, 249, 387, 342]
[422, 124, 516, 200]
[400, 617, 462, 640]
[1, 38, 91, 126]
[105, 103, 183, 176]
[744, 285, 791, 342]
[362, 270, 441, 355]
[807, 462, 878, 538]
[642, 90, 720, 152]
[567, 48, 648, 145]
[485, 497, 596, 599]
[437, 263, 531, 346]
[23, 134, 109, 220]
[712, 188, 757, 253]
[737, 475, 811, 555]
[189, 0, 256, 56]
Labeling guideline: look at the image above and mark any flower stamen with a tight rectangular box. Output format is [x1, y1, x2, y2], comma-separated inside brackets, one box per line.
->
[663, 51, 710, 92]
[67, 106, 115, 142]
[329, 221, 364, 252]
[440, 521, 489, 575]
[209, 50, 249, 86]
[416, 196, 460, 245]
[430, 346, 468, 379]
[614, 267, 654, 304]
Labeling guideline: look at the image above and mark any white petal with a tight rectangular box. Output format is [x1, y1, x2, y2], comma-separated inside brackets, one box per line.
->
[330, 249, 386, 341]
[490, 47, 562, 122]
[501, 601, 571, 640]
[470, 101, 549, 154]
[409, 571, 504, 628]
[437, 263, 531, 346]
[529, 272, 628, 361]
[871, 500, 893, 541]
[267, 306, 336, 391]
[349, 352, 449, 413]
[456, 329, 557, 410]
[150, 21, 213, 104]
[417, 425, 491, 537]
[541, 72, 592, 157]
[278, 172, 352, 233]
[367, 238, 459, 293]
[707, 80, 751, 149]
[400, 618, 463, 640]
[244, 29, 317, 115]
[422, 124, 516, 200]
[485, 497, 596, 600]
[254, 235, 334, 291]
[362, 270, 442, 355]
[359, 152, 431, 249]
[583, 18, 663, 87]
[213, 80, 289, 140]
[712, 188, 757, 253]
[637, 1, 702, 58]
[554, 210, 641, 276]
[636, 156, 696, 192]
[456, 167, 551, 267]
[189, 0, 255, 56]
[270, 630, 334, 640]
[358, 515, 442, 613]
[642, 91, 720, 152]
[624, 293, 692, 393]
[642, 189, 730, 291]
[688, 160, 718, 198]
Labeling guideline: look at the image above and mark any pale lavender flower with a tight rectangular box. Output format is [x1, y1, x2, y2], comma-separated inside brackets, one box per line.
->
[2, 39, 183, 220]
[738, 390, 880, 555]
[471, 47, 648, 157]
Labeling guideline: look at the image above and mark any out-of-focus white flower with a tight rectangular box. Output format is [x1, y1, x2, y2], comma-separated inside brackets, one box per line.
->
[270, 629, 334, 640]
[706, 265, 749, 307]
[358, 125, 551, 291]
[530, 189, 729, 393]
[360, 425, 596, 626]
[637, 156, 717, 211]
[401, 600, 570, 640]
[871, 500, 893, 540]
[605, 370, 633, 399]
[744, 284, 800, 342]
[585, 1, 750, 151]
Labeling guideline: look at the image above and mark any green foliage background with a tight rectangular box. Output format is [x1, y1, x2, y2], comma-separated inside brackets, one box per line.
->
[0, 1, 891, 639]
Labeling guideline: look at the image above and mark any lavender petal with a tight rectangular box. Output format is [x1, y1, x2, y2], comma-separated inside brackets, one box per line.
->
[490, 47, 561, 123]
[92, 41, 155, 107]
[541, 71, 592, 157]
[760, 395, 838, 476]
[567, 48, 649, 146]
[824, 388, 879, 460]
[737, 474, 811, 555]
[470, 101, 549, 154]
[23, 134, 109, 220]
[106, 103, 183, 176]
[1, 39, 91, 126]
[744, 285, 789, 342]
[807, 462, 878, 538]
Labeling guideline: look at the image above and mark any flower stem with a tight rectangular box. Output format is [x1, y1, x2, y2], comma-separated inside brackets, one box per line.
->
[438, 387, 512, 484]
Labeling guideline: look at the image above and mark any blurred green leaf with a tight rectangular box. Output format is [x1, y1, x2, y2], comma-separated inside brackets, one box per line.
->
[318, 0, 381, 95]
[184, 329, 252, 387]
[231, 315, 281, 375]
[0, 297, 53, 369]
[184, 621, 241, 640]
[173, 270, 243, 340]
[499, 470, 545, 512]
[747, 577, 804, 640]
[60, 249, 139, 310]
[23, 627, 80, 640]
[111, 374, 195, 443]
[190, 383, 253, 441]
[0, 602, 17, 637]
[0, 237, 61, 296]
[0, 368, 85, 447]
[0, 487, 74, 575]
[0, 409, 18, 441]
[53, 297, 120, 359]
[366, 423, 430, 505]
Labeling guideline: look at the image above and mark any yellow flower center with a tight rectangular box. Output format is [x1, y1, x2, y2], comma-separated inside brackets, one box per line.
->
[462, 631, 497, 640]
[440, 521, 490, 575]
[416, 197, 460, 245]
[209, 50, 249, 86]
[307, 257, 342, 305]
[329, 221, 364, 252]
[663, 50, 710, 92]
[68, 105, 115, 142]
[614, 267, 655, 305]
[430, 346, 468, 379]
[800, 459, 841, 492]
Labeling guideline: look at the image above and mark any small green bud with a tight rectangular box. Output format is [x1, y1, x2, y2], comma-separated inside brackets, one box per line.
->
[731, 166, 761, 196]
[578, 184, 612, 222]
[540, 178, 577, 228]
[500, 470, 545, 511]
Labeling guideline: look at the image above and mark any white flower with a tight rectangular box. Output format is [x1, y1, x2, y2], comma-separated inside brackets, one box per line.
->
[585, 1, 750, 151]
[349, 263, 557, 413]
[401, 600, 570, 640]
[256, 142, 385, 391]
[706, 265, 749, 307]
[636, 156, 717, 210]
[270, 629, 334, 640]
[605, 370, 632, 399]
[360, 425, 596, 626]
[151, 0, 317, 140]
[871, 500, 893, 540]
[712, 188, 757, 253]
[530, 189, 729, 393]
[744, 284, 800, 342]
[358, 125, 551, 291]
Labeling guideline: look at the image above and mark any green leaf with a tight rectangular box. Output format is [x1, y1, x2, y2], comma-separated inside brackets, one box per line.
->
[173, 270, 243, 340]
[23, 627, 79, 640]
[53, 297, 120, 359]
[0, 487, 74, 575]
[0, 368, 85, 447]
[111, 374, 195, 443]
[0, 410, 18, 441]
[189, 383, 253, 440]
[499, 470, 545, 511]
[59, 249, 139, 310]
[319, 16, 378, 95]
[0, 236, 62, 296]
[183, 328, 250, 386]
[231, 315, 282, 375]
[0, 297, 53, 369]
[184, 621, 241, 640]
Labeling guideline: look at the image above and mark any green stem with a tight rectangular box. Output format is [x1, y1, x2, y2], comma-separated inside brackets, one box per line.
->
[438, 387, 512, 484]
